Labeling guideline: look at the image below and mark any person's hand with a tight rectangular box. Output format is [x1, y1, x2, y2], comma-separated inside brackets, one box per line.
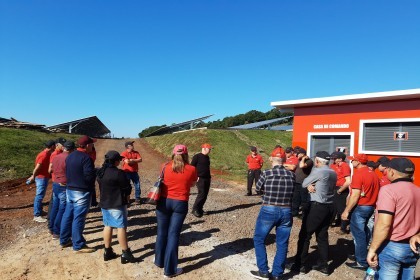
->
[26, 175, 34, 185]
[409, 234, 420, 254]
[307, 183, 316, 193]
[303, 155, 309, 160]
[341, 210, 350, 221]
[367, 249, 378, 267]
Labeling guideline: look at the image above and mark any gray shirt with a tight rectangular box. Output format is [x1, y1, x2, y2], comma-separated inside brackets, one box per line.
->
[302, 165, 336, 204]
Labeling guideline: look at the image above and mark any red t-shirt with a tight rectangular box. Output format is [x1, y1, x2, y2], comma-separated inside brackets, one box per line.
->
[350, 166, 380, 206]
[379, 170, 391, 187]
[246, 154, 264, 170]
[330, 161, 351, 187]
[51, 152, 69, 184]
[50, 149, 63, 181]
[121, 150, 142, 172]
[161, 163, 198, 201]
[375, 179, 420, 241]
[35, 149, 52, 178]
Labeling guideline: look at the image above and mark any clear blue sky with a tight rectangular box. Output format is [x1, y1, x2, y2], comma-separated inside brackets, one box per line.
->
[1, 1, 419, 138]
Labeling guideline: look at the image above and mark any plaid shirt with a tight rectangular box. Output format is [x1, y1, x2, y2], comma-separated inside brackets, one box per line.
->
[256, 165, 296, 206]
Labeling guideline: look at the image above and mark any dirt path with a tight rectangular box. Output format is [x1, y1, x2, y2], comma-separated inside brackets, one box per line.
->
[0, 139, 418, 279]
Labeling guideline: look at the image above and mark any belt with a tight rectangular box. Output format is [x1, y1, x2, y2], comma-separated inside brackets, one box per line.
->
[310, 201, 332, 206]
[262, 203, 291, 208]
[392, 238, 410, 244]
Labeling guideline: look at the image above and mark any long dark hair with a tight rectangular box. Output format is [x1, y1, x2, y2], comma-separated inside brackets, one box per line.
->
[97, 158, 118, 179]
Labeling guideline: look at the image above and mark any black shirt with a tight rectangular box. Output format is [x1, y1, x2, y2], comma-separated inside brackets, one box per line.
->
[97, 166, 132, 209]
[295, 158, 313, 184]
[191, 153, 211, 178]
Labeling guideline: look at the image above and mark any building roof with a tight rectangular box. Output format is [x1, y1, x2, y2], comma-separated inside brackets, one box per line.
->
[271, 88, 420, 112]
[46, 116, 111, 137]
[229, 116, 292, 129]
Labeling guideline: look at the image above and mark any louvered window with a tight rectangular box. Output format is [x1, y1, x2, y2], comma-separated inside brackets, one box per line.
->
[310, 135, 351, 157]
[362, 120, 420, 155]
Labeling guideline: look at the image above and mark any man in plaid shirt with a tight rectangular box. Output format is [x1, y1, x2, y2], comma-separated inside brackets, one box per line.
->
[250, 147, 296, 280]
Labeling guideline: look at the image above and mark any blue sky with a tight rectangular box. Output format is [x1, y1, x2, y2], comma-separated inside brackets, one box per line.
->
[1, 1, 419, 138]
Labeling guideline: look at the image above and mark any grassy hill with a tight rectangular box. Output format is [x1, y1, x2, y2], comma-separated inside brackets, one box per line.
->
[0, 128, 80, 182]
[144, 129, 292, 183]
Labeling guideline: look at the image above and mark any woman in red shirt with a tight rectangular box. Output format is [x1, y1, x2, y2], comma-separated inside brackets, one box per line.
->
[154, 144, 197, 278]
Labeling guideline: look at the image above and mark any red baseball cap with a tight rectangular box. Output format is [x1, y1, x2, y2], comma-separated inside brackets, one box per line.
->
[202, 143, 212, 149]
[173, 144, 188, 155]
[271, 147, 286, 159]
[77, 135, 97, 146]
[347, 153, 368, 164]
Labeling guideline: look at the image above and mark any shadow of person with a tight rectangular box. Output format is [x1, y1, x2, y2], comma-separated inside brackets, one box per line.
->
[180, 228, 220, 246]
[205, 202, 261, 215]
[329, 237, 354, 272]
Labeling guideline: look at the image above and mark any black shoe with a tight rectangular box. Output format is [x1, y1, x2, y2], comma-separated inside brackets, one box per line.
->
[347, 254, 356, 261]
[104, 247, 117, 261]
[345, 261, 367, 271]
[192, 209, 203, 218]
[299, 266, 311, 274]
[121, 248, 137, 264]
[313, 264, 329, 275]
[245, 193, 252, 196]
[250, 270, 270, 279]
[288, 263, 301, 272]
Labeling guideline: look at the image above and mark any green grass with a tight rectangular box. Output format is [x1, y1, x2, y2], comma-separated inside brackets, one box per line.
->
[144, 129, 292, 183]
[0, 128, 79, 182]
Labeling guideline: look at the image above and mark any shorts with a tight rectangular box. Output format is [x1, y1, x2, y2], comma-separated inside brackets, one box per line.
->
[101, 206, 128, 228]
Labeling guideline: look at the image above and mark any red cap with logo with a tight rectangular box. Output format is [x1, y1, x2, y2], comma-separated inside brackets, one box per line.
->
[347, 153, 368, 164]
[271, 147, 286, 159]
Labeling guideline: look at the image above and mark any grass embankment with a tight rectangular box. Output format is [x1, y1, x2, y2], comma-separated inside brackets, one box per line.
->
[0, 128, 79, 182]
[144, 129, 292, 183]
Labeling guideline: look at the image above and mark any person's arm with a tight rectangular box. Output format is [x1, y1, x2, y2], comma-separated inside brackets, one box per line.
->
[83, 156, 96, 189]
[302, 168, 319, 188]
[299, 156, 310, 168]
[48, 162, 53, 174]
[284, 163, 297, 171]
[27, 163, 42, 183]
[367, 213, 393, 267]
[191, 154, 198, 167]
[341, 189, 360, 220]
[256, 172, 266, 192]
[409, 233, 420, 254]
[338, 176, 351, 193]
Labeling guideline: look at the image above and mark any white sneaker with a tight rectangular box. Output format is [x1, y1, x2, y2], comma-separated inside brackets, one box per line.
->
[33, 216, 47, 223]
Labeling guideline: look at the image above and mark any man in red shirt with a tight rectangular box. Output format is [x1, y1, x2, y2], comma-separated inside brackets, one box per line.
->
[376, 156, 391, 187]
[284, 147, 299, 172]
[245, 146, 264, 196]
[329, 151, 351, 234]
[367, 158, 420, 279]
[121, 141, 142, 205]
[27, 140, 56, 222]
[342, 153, 380, 270]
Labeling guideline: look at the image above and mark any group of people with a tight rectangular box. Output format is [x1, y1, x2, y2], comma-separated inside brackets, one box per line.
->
[28, 137, 213, 278]
[248, 145, 420, 280]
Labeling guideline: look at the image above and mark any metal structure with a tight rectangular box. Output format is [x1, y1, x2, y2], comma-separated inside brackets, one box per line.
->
[228, 116, 293, 130]
[46, 116, 111, 138]
[145, 114, 214, 137]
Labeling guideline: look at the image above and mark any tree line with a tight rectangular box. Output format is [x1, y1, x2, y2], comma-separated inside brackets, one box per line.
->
[138, 109, 292, 138]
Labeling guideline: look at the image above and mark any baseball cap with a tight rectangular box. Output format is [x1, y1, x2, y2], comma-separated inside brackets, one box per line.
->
[316, 151, 331, 160]
[348, 153, 368, 164]
[285, 147, 293, 153]
[125, 141, 135, 147]
[377, 156, 390, 166]
[55, 137, 67, 145]
[384, 158, 415, 175]
[202, 143, 212, 149]
[77, 135, 97, 146]
[45, 140, 56, 148]
[63, 141, 76, 150]
[105, 150, 123, 161]
[271, 147, 286, 158]
[173, 144, 188, 155]
[250, 146, 257, 152]
[330, 151, 346, 160]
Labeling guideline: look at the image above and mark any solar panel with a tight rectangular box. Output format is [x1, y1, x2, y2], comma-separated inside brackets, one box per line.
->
[145, 114, 214, 137]
[229, 116, 293, 129]
[47, 116, 111, 137]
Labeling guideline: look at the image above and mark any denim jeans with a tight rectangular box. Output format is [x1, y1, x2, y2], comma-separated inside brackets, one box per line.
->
[34, 177, 49, 217]
[253, 206, 293, 277]
[60, 190, 91, 250]
[376, 241, 418, 280]
[350, 205, 374, 267]
[125, 172, 140, 199]
[48, 183, 67, 235]
[155, 198, 188, 276]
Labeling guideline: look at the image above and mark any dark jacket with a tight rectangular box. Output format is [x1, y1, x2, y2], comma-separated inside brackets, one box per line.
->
[97, 165, 131, 209]
[191, 153, 211, 178]
[66, 150, 96, 192]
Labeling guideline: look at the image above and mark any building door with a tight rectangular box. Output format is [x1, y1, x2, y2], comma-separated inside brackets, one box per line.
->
[310, 135, 352, 158]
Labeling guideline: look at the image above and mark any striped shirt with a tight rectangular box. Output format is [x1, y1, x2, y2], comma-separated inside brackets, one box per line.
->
[256, 165, 296, 206]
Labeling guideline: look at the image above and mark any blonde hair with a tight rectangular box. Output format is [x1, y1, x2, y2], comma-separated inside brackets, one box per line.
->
[171, 154, 189, 173]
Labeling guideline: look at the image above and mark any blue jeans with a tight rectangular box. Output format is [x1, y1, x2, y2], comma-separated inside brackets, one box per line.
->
[49, 182, 67, 235]
[350, 205, 374, 267]
[376, 241, 418, 280]
[126, 172, 140, 199]
[155, 198, 188, 276]
[60, 190, 91, 250]
[34, 177, 49, 217]
[253, 206, 293, 277]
